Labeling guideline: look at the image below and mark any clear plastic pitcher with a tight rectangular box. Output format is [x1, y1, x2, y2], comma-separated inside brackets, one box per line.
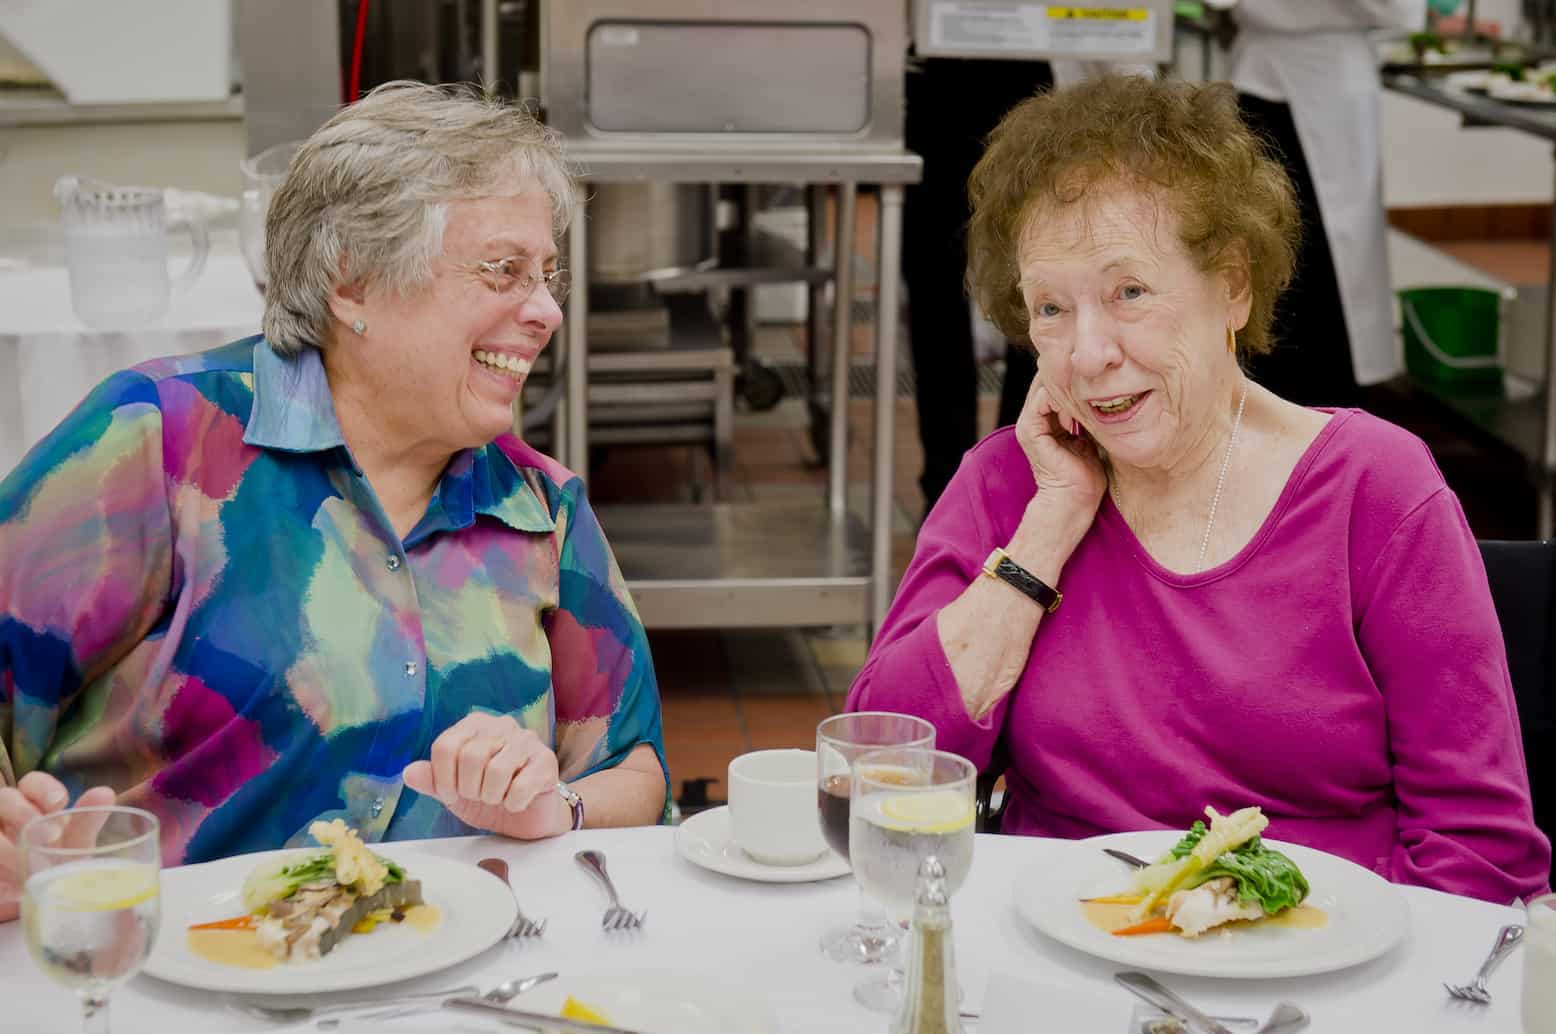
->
[238, 140, 303, 296]
[54, 175, 209, 330]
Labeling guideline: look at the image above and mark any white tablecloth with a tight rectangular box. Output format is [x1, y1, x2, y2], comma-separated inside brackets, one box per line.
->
[0, 829, 1529, 1033]
[0, 247, 261, 476]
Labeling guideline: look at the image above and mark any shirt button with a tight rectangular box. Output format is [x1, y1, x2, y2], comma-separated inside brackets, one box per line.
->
[386, 554, 402, 572]
[370, 798, 385, 817]
[403, 661, 419, 677]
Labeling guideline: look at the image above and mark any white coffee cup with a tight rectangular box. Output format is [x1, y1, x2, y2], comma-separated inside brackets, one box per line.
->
[727, 748, 829, 867]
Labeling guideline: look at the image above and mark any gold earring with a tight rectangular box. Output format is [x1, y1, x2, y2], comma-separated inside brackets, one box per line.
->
[1226, 327, 1237, 354]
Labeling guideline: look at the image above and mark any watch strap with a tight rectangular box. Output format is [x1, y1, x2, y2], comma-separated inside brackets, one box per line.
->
[981, 546, 1062, 613]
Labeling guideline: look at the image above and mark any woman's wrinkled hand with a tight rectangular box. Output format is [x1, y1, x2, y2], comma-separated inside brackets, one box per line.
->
[0, 774, 117, 923]
[1015, 373, 1108, 524]
[403, 713, 570, 841]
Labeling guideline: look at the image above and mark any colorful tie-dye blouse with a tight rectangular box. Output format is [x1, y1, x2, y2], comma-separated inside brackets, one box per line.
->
[0, 337, 667, 864]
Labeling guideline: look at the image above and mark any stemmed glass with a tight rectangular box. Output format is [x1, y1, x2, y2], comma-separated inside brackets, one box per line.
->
[238, 140, 303, 296]
[816, 711, 935, 964]
[21, 807, 162, 1034]
[848, 747, 976, 1012]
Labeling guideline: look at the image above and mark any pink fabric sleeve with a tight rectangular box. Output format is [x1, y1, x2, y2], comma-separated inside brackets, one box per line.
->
[844, 455, 1012, 770]
[1355, 488, 1552, 901]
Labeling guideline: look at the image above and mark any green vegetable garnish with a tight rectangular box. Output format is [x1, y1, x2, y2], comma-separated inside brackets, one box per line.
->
[1166, 820, 1309, 915]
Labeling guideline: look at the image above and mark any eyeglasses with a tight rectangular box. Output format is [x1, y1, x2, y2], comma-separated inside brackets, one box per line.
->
[467, 256, 571, 306]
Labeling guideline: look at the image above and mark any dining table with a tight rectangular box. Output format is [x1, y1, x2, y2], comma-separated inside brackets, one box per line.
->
[0, 825, 1532, 1033]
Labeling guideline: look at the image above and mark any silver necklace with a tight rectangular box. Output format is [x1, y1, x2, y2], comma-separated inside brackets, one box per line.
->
[1110, 381, 1248, 571]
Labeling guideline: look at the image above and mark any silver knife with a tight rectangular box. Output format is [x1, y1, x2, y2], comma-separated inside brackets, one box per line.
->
[445, 995, 656, 1034]
[1116, 972, 1235, 1034]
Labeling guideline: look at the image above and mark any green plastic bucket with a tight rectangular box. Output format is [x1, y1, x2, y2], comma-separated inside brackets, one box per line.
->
[1399, 286, 1503, 390]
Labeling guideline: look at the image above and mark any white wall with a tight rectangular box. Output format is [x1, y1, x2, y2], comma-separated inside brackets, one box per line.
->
[0, 121, 245, 229]
[1381, 92, 1556, 206]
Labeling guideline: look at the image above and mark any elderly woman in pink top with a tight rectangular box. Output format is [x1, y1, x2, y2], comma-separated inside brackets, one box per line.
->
[847, 75, 1549, 903]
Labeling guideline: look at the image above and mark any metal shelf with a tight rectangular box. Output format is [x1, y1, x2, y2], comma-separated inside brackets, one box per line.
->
[598, 501, 871, 629]
[1408, 378, 1547, 467]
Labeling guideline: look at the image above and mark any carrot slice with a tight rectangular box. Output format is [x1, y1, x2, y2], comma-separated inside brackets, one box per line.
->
[1111, 916, 1175, 936]
[189, 915, 256, 931]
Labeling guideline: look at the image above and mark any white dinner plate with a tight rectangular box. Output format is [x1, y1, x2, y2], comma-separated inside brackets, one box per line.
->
[674, 806, 851, 883]
[144, 848, 515, 994]
[497, 971, 779, 1034]
[1013, 830, 1409, 979]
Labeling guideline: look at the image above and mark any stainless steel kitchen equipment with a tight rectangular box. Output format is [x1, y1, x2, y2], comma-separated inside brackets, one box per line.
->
[542, 0, 920, 630]
[587, 183, 716, 285]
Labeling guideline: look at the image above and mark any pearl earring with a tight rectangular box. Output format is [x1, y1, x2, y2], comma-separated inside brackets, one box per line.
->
[351, 319, 367, 335]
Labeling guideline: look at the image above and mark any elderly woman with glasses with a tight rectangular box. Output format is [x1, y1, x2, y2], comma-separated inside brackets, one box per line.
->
[0, 82, 667, 917]
[847, 75, 1549, 903]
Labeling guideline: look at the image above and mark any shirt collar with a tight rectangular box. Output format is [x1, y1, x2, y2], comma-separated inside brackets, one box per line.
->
[244, 339, 555, 539]
[243, 339, 347, 454]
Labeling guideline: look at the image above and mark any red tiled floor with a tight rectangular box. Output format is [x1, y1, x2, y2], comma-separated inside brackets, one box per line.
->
[740, 695, 839, 751]
[1435, 238, 1550, 287]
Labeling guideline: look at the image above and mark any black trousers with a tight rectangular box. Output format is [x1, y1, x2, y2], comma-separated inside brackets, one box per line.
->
[1236, 94, 1363, 409]
[904, 58, 1052, 511]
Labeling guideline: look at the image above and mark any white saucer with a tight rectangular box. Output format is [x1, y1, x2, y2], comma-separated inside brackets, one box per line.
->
[674, 806, 851, 883]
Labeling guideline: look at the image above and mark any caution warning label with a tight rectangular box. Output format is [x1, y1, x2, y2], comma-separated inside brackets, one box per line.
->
[925, 2, 1156, 57]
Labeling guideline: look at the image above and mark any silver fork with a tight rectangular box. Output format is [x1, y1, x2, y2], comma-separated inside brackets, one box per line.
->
[575, 849, 646, 930]
[478, 856, 547, 938]
[1445, 923, 1524, 1004]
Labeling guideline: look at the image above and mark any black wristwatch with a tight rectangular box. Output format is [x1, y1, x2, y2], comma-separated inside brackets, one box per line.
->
[981, 546, 1062, 614]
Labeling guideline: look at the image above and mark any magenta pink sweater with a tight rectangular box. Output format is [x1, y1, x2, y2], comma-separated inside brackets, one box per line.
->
[847, 410, 1549, 903]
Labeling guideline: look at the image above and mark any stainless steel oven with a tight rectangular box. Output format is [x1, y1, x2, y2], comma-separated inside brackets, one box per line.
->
[541, 0, 907, 150]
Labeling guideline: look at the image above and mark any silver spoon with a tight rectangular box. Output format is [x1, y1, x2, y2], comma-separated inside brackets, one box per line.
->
[230, 984, 478, 1025]
[483, 971, 559, 1004]
[1254, 1002, 1309, 1034]
[230, 973, 556, 1026]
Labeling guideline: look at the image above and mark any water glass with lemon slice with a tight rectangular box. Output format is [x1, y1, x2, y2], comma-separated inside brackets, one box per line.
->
[20, 806, 160, 1034]
[849, 747, 976, 1012]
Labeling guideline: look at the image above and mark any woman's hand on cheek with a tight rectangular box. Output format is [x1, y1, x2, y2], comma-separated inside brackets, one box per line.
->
[1015, 373, 1108, 521]
[403, 714, 571, 841]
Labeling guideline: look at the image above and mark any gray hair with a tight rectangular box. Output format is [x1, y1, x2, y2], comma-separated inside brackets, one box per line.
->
[262, 80, 577, 356]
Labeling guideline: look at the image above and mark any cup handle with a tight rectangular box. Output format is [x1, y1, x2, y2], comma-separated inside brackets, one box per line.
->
[169, 213, 209, 296]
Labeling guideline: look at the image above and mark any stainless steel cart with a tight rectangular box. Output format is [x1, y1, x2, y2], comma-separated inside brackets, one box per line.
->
[558, 149, 920, 632]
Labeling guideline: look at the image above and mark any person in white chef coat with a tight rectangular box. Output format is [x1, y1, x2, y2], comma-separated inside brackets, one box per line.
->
[1227, 0, 1427, 407]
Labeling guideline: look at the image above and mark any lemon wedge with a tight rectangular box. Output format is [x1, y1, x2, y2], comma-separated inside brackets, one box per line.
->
[875, 791, 974, 834]
[49, 864, 159, 912]
[559, 996, 611, 1025]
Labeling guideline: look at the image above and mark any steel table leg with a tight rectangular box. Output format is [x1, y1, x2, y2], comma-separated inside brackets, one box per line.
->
[829, 183, 858, 521]
[870, 185, 905, 632]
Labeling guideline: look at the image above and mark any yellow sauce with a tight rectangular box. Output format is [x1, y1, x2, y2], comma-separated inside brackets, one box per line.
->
[1263, 904, 1328, 930]
[403, 904, 441, 932]
[1078, 900, 1328, 935]
[1080, 900, 1140, 933]
[187, 929, 278, 969]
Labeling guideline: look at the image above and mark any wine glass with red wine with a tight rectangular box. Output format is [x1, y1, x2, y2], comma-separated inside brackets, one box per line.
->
[815, 711, 934, 964]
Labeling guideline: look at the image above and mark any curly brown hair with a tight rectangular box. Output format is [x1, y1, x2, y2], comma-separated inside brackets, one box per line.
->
[966, 75, 1299, 357]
